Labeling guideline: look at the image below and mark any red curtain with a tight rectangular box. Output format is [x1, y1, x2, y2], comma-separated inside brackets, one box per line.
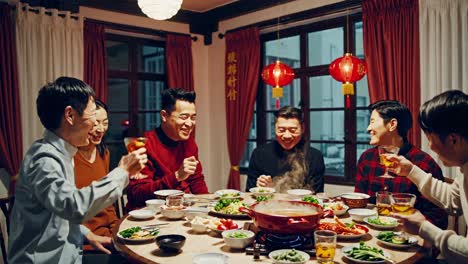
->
[0, 3, 23, 195]
[362, 0, 421, 147]
[84, 21, 108, 102]
[225, 27, 260, 189]
[166, 34, 194, 91]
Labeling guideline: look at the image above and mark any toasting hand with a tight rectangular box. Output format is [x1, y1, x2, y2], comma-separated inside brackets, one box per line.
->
[118, 147, 148, 176]
[175, 156, 199, 181]
[386, 154, 415, 177]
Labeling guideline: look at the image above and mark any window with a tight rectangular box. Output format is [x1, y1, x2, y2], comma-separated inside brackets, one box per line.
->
[105, 34, 166, 168]
[242, 16, 371, 184]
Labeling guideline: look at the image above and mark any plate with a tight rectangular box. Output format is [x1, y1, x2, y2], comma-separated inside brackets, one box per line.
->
[376, 231, 418, 249]
[154, 189, 184, 198]
[128, 209, 155, 220]
[323, 202, 349, 216]
[116, 232, 157, 243]
[342, 245, 392, 264]
[208, 209, 251, 220]
[364, 216, 399, 230]
[193, 253, 229, 264]
[337, 224, 369, 239]
[215, 189, 242, 199]
[268, 249, 310, 264]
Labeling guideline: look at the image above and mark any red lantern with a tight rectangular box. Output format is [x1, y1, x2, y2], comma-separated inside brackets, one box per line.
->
[261, 60, 295, 109]
[329, 53, 367, 108]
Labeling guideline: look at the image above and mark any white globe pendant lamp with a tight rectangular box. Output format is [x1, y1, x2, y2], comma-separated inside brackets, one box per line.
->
[138, 0, 183, 20]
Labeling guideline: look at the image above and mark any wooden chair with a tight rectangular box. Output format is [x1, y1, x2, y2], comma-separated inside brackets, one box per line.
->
[0, 196, 14, 264]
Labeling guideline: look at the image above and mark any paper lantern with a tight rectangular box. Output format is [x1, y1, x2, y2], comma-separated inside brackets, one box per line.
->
[261, 60, 295, 109]
[138, 0, 183, 20]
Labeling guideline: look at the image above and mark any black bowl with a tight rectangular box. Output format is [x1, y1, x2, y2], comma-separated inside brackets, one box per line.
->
[156, 235, 186, 252]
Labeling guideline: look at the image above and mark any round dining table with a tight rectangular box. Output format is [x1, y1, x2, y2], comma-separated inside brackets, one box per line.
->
[112, 193, 428, 264]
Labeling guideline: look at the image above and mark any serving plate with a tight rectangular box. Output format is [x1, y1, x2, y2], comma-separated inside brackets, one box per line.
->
[193, 253, 229, 264]
[342, 245, 392, 264]
[337, 224, 369, 239]
[128, 209, 155, 220]
[116, 232, 157, 243]
[364, 216, 399, 230]
[214, 189, 242, 199]
[208, 209, 250, 220]
[376, 231, 418, 249]
[269, 249, 310, 264]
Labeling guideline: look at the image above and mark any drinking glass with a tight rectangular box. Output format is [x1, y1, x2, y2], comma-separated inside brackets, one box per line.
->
[314, 230, 337, 264]
[390, 193, 416, 215]
[166, 194, 184, 209]
[376, 191, 392, 216]
[378, 145, 400, 178]
[124, 137, 147, 152]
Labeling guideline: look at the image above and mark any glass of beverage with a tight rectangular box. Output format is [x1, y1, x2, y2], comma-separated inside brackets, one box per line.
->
[376, 191, 392, 216]
[166, 194, 184, 209]
[124, 137, 147, 152]
[314, 230, 337, 264]
[378, 145, 400, 178]
[390, 193, 416, 215]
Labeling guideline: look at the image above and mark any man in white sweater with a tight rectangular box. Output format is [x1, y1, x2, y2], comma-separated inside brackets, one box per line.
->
[388, 90, 468, 263]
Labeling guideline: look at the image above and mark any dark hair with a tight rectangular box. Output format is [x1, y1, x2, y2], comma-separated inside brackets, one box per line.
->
[419, 90, 468, 140]
[37, 77, 95, 131]
[369, 100, 412, 142]
[274, 106, 304, 123]
[95, 99, 109, 158]
[161, 88, 196, 113]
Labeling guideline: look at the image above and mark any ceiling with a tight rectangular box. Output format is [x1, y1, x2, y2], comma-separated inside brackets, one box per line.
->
[181, 0, 239, 13]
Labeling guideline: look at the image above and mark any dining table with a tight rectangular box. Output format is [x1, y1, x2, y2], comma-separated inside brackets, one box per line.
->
[112, 193, 429, 264]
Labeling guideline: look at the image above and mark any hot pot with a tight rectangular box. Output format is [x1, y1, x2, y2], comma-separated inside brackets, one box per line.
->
[239, 200, 324, 234]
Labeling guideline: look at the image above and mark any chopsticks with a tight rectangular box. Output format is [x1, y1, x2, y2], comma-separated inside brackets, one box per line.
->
[141, 223, 169, 230]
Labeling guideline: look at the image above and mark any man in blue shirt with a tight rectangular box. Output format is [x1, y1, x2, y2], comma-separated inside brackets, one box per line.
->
[8, 77, 147, 264]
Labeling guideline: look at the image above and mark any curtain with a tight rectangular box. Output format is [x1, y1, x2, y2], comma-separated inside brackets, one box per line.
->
[16, 3, 84, 153]
[225, 27, 260, 189]
[0, 3, 23, 195]
[419, 0, 468, 179]
[362, 0, 421, 147]
[166, 34, 194, 91]
[84, 21, 107, 102]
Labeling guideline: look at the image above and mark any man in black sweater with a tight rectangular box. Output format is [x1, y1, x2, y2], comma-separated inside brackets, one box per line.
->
[246, 106, 325, 193]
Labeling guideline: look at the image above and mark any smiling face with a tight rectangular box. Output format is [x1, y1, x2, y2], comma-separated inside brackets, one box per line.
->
[69, 97, 97, 147]
[425, 133, 461, 167]
[367, 110, 395, 146]
[88, 107, 109, 145]
[161, 100, 196, 141]
[275, 117, 303, 150]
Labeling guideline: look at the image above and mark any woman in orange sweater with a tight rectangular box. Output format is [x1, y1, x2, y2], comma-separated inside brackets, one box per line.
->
[74, 99, 119, 252]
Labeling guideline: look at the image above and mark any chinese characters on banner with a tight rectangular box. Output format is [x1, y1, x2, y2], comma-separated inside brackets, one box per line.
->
[226, 51, 237, 101]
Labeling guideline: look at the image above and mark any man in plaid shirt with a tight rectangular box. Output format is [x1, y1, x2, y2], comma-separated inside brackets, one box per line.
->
[355, 100, 447, 229]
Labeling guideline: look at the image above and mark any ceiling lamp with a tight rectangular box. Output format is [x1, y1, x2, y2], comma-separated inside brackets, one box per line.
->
[329, 53, 367, 108]
[138, 0, 183, 20]
[262, 60, 295, 109]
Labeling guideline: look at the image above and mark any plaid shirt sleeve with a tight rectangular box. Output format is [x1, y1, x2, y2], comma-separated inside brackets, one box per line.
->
[407, 147, 448, 229]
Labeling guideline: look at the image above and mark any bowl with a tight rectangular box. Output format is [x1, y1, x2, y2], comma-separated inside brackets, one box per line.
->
[193, 253, 229, 264]
[191, 222, 208, 233]
[222, 229, 255, 249]
[287, 189, 313, 199]
[128, 209, 155, 220]
[154, 189, 184, 199]
[249, 187, 276, 198]
[341, 192, 370, 208]
[323, 202, 349, 216]
[215, 189, 242, 199]
[155, 234, 186, 252]
[269, 249, 310, 264]
[348, 208, 377, 222]
[145, 199, 165, 213]
[184, 207, 210, 221]
[161, 205, 186, 220]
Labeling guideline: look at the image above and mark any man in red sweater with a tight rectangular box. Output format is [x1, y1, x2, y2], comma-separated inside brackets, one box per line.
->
[126, 88, 209, 210]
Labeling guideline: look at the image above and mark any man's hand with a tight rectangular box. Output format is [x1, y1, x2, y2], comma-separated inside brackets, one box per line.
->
[391, 209, 426, 235]
[175, 156, 199, 181]
[86, 232, 112, 254]
[130, 172, 149, 180]
[256, 175, 272, 187]
[386, 154, 414, 176]
[118, 148, 148, 176]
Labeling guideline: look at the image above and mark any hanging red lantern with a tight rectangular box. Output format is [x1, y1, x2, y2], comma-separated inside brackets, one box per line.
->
[261, 60, 295, 109]
[329, 53, 367, 108]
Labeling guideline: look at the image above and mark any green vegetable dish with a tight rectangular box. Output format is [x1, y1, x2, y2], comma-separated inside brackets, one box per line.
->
[226, 231, 249, 239]
[377, 231, 411, 244]
[302, 196, 319, 204]
[214, 198, 246, 215]
[221, 192, 240, 198]
[367, 217, 397, 226]
[119, 227, 159, 239]
[272, 249, 305, 262]
[344, 241, 391, 262]
[256, 195, 272, 202]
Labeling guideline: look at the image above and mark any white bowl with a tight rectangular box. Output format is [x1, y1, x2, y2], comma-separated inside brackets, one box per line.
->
[154, 189, 184, 199]
[249, 187, 276, 198]
[215, 189, 242, 199]
[222, 230, 255, 249]
[161, 205, 186, 220]
[287, 189, 313, 199]
[145, 199, 165, 213]
[348, 208, 377, 222]
[269, 249, 310, 264]
[193, 253, 229, 264]
[184, 208, 210, 221]
[191, 222, 208, 233]
[323, 202, 349, 216]
[128, 209, 155, 220]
